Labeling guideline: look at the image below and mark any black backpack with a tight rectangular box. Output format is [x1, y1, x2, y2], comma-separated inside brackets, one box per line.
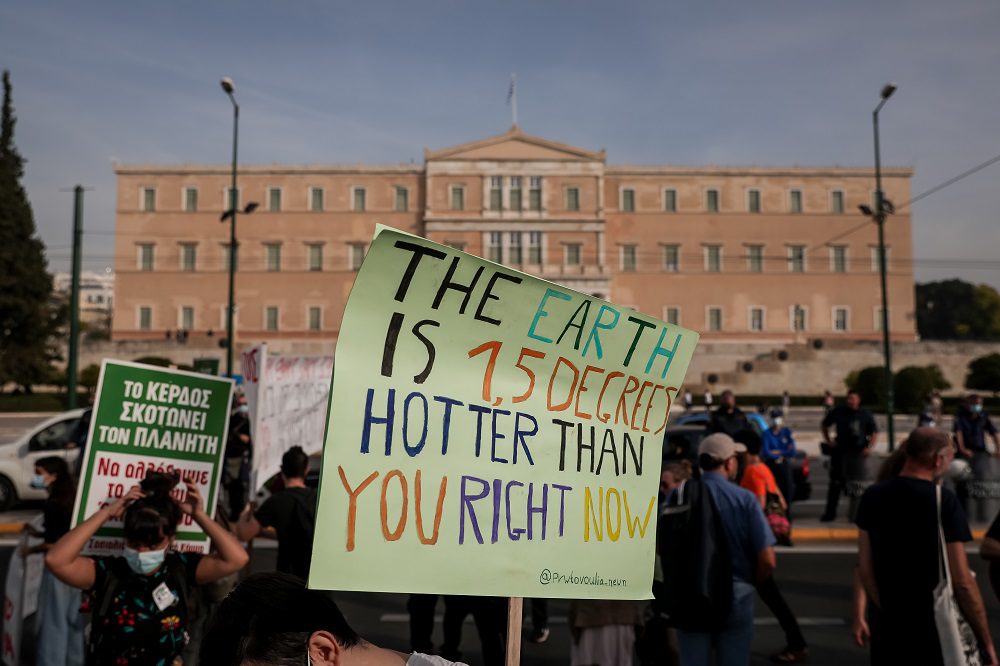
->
[657, 478, 733, 632]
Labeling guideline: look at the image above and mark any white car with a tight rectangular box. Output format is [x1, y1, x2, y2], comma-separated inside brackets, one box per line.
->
[0, 409, 86, 510]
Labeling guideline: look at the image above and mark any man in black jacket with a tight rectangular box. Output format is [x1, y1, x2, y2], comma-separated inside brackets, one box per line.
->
[708, 390, 750, 438]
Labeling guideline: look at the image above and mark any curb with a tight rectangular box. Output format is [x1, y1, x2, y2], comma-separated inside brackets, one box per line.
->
[794, 526, 988, 542]
[0, 522, 24, 535]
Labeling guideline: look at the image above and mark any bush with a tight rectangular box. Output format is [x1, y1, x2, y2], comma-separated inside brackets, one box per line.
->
[132, 356, 173, 368]
[845, 366, 887, 409]
[894, 365, 950, 413]
[967, 354, 1000, 396]
[79, 364, 101, 389]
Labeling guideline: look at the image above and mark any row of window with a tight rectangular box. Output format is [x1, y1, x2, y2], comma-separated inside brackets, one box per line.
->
[135, 305, 323, 332]
[135, 242, 367, 272]
[619, 187, 847, 214]
[140, 185, 409, 213]
[666, 305, 886, 334]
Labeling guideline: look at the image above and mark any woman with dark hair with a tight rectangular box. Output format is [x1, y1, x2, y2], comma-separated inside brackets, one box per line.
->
[22, 456, 84, 666]
[200, 572, 467, 665]
[46, 470, 249, 665]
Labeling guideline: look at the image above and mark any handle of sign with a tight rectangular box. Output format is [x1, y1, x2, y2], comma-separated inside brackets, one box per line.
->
[505, 596, 523, 666]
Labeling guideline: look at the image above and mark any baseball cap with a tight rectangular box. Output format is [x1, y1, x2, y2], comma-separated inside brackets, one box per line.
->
[698, 433, 747, 461]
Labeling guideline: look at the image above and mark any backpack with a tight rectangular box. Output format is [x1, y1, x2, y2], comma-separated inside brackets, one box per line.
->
[657, 478, 733, 632]
[87, 554, 192, 663]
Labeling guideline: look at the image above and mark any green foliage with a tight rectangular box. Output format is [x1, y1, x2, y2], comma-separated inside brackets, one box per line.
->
[966, 354, 1000, 396]
[0, 70, 59, 390]
[79, 363, 101, 389]
[894, 365, 951, 413]
[133, 356, 174, 368]
[847, 366, 888, 409]
[916, 280, 1000, 340]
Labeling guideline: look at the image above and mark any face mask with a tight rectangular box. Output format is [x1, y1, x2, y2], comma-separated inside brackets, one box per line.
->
[238, 405, 249, 414]
[124, 546, 166, 575]
[30, 474, 48, 489]
[973, 404, 983, 414]
[772, 418, 783, 427]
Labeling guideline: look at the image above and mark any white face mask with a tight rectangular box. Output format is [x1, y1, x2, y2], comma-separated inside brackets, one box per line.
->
[773, 417, 784, 427]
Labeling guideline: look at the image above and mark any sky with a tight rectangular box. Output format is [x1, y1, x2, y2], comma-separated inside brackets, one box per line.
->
[2, 0, 999, 287]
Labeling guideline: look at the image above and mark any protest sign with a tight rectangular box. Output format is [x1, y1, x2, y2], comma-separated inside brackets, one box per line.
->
[2, 517, 43, 666]
[71, 360, 234, 555]
[240, 344, 333, 490]
[310, 227, 699, 599]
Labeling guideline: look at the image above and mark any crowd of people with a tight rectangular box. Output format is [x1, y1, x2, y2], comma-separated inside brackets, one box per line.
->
[11, 387, 1000, 665]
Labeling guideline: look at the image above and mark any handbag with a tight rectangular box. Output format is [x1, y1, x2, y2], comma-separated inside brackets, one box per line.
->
[933, 484, 981, 666]
[764, 490, 791, 546]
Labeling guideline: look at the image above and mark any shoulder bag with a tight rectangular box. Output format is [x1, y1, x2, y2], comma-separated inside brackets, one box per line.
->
[933, 484, 981, 666]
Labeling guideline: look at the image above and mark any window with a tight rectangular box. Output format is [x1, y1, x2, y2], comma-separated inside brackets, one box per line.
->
[528, 232, 542, 264]
[310, 187, 324, 212]
[706, 189, 719, 212]
[664, 307, 680, 326]
[874, 307, 889, 331]
[227, 187, 239, 210]
[833, 307, 849, 332]
[832, 190, 844, 214]
[707, 307, 723, 332]
[222, 243, 238, 270]
[704, 245, 722, 273]
[395, 186, 409, 212]
[180, 306, 194, 331]
[487, 232, 503, 264]
[142, 187, 156, 212]
[788, 245, 805, 273]
[268, 187, 282, 212]
[137, 244, 155, 271]
[529, 176, 542, 211]
[180, 243, 197, 272]
[663, 188, 677, 212]
[450, 186, 465, 211]
[621, 188, 635, 212]
[509, 231, 523, 264]
[870, 245, 890, 272]
[791, 305, 808, 332]
[265, 243, 282, 272]
[749, 307, 765, 332]
[620, 245, 637, 272]
[490, 176, 502, 211]
[565, 243, 581, 266]
[308, 306, 322, 331]
[789, 189, 803, 213]
[509, 176, 523, 211]
[830, 245, 847, 273]
[353, 188, 366, 212]
[265, 306, 279, 332]
[663, 244, 680, 272]
[746, 245, 763, 273]
[184, 187, 198, 212]
[566, 187, 580, 211]
[139, 306, 152, 331]
[748, 189, 761, 213]
[349, 243, 366, 271]
[308, 243, 323, 271]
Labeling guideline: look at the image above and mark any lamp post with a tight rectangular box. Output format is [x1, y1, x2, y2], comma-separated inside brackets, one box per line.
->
[221, 77, 239, 378]
[867, 82, 897, 450]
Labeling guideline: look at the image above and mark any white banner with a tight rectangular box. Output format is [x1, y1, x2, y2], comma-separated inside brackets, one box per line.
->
[241, 345, 333, 490]
[3, 517, 44, 666]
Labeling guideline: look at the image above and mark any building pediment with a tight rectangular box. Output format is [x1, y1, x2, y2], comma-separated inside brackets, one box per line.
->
[425, 126, 605, 163]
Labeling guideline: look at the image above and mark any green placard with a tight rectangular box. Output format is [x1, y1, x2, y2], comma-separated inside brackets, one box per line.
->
[71, 360, 234, 554]
[310, 227, 699, 599]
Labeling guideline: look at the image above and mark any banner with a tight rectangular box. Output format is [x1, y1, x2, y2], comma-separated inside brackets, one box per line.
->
[241, 344, 333, 490]
[310, 227, 699, 599]
[2, 517, 44, 666]
[71, 360, 234, 555]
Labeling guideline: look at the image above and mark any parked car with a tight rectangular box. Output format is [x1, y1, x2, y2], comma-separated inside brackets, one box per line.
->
[666, 409, 811, 501]
[0, 409, 85, 510]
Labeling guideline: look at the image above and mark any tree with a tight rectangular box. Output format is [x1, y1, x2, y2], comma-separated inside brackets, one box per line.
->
[846, 366, 887, 409]
[79, 363, 101, 390]
[0, 71, 58, 391]
[966, 354, 1000, 397]
[916, 280, 1000, 340]
[894, 365, 951, 413]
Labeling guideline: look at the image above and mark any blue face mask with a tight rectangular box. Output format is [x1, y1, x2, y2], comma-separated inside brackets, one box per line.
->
[124, 546, 167, 575]
[238, 405, 249, 414]
[30, 474, 48, 489]
[973, 404, 983, 414]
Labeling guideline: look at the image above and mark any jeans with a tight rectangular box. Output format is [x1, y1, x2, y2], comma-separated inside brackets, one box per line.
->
[677, 580, 755, 666]
[36, 569, 85, 666]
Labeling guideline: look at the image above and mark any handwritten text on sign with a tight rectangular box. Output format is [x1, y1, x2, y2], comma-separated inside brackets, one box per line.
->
[310, 228, 698, 599]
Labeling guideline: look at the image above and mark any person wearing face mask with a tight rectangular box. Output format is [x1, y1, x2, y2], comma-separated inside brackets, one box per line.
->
[21, 457, 85, 666]
[45, 470, 249, 666]
[762, 409, 797, 516]
[954, 394, 999, 463]
[225, 394, 253, 520]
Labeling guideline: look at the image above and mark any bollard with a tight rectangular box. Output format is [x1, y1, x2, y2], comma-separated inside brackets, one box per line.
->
[967, 453, 1000, 524]
[845, 454, 882, 523]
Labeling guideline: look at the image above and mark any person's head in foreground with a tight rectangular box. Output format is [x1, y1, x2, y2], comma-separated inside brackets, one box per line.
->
[201, 572, 416, 665]
[698, 432, 746, 479]
[902, 427, 954, 481]
[122, 470, 184, 573]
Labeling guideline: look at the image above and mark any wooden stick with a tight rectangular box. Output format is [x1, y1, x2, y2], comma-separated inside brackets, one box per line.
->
[505, 596, 523, 666]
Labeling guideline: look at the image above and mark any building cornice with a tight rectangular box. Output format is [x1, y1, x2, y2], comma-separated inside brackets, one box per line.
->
[114, 164, 425, 176]
[607, 165, 914, 178]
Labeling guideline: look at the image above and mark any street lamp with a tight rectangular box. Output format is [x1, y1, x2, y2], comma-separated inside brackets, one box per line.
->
[860, 81, 897, 450]
[220, 77, 240, 378]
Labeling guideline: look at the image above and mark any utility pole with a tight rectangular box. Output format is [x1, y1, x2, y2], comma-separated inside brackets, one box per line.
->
[67, 185, 83, 409]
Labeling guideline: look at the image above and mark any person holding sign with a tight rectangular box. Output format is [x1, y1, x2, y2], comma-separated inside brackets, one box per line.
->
[46, 470, 249, 665]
